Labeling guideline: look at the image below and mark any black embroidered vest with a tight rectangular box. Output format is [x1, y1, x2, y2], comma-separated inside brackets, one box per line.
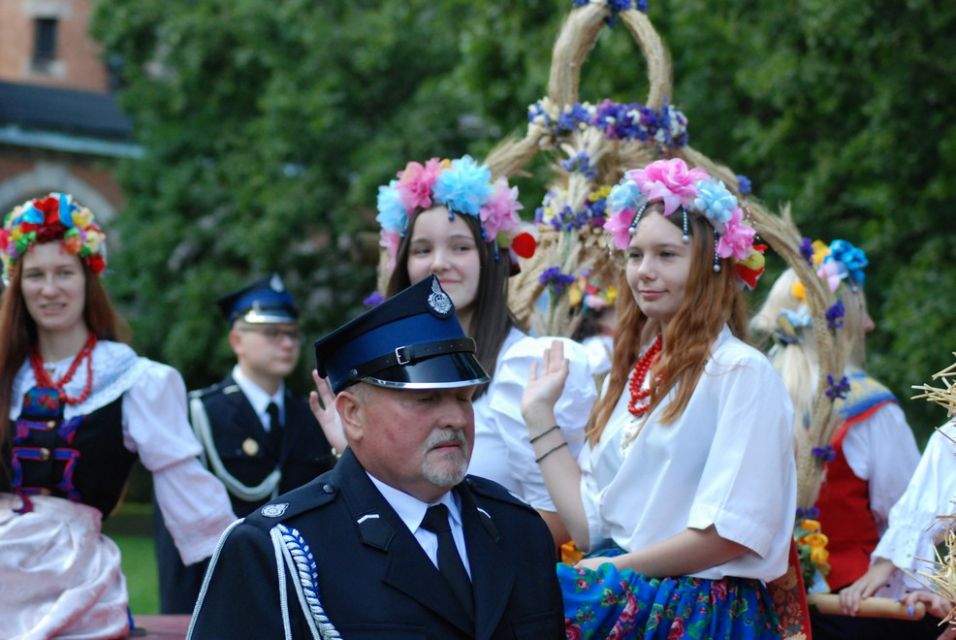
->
[5, 386, 137, 517]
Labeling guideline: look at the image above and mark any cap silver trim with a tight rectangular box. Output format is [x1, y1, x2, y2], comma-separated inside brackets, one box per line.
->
[360, 375, 489, 390]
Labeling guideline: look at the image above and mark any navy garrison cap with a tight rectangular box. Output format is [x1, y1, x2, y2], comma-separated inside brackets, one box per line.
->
[314, 275, 489, 393]
[217, 273, 298, 324]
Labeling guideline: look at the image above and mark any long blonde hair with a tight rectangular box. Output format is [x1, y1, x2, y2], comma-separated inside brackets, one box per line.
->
[750, 267, 869, 431]
[586, 208, 748, 445]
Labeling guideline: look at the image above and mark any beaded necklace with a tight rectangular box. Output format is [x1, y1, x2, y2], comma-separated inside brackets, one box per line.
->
[627, 334, 662, 418]
[30, 334, 98, 405]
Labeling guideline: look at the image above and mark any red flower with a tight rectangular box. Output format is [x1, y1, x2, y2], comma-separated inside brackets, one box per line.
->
[666, 616, 686, 640]
[711, 579, 728, 602]
[564, 620, 582, 640]
[87, 254, 106, 274]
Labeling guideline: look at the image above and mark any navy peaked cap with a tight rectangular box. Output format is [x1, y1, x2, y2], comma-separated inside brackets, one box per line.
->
[314, 275, 489, 393]
[217, 273, 298, 324]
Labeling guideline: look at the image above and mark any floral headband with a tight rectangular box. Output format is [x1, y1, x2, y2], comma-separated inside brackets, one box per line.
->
[799, 238, 867, 293]
[375, 155, 536, 271]
[603, 158, 765, 288]
[0, 193, 107, 281]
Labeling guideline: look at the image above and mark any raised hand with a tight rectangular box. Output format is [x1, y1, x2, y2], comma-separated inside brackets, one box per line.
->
[309, 369, 347, 452]
[521, 340, 570, 422]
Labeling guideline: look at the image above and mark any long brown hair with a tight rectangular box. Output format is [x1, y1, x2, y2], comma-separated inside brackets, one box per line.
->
[386, 209, 516, 399]
[0, 252, 126, 464]
[586, 209, 748, 444]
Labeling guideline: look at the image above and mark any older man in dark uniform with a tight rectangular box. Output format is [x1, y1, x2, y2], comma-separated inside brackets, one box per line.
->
[188, 275, 563, 639]
[154, 274, 336, 614]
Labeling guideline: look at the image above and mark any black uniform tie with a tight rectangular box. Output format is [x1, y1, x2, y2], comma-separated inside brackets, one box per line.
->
[266, 401, 283, 453]
[420, 504, 474, 619]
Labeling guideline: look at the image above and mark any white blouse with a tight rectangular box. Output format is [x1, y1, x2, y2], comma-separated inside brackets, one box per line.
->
[10, 340, 236, 565]
[873, 420, 956, 575]
[469, 327, 597, 510]
[579, 326, 797, 582]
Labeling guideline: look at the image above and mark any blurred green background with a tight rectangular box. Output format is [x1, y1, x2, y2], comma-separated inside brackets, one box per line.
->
[88, 0, 956, 611]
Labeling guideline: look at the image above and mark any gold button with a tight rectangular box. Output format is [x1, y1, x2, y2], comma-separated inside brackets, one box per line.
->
[241, 438, 260, 456]
[38, 448, 51, 461]
[46, 420, 57, 430]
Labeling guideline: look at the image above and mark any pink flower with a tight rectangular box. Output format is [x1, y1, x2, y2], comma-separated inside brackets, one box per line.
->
[817, 259, 843, 292]
[603, 209, 636, 250]
[666, 617, 686, 640]
[379, 230, 401, 273]
[479, 178, 522, 239]
[716, 207, 756, 260]
[397, 158, 443, 211]
[629, 158, 707, 216]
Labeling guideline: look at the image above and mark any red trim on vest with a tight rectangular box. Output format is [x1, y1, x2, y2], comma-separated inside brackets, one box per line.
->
[814, 399, 893, 591]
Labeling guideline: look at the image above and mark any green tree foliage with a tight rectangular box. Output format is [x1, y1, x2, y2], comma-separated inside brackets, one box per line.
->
[92, 0, 955, 439]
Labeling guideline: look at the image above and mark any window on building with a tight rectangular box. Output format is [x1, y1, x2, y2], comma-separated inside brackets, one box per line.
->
[32, 18, 59, 72]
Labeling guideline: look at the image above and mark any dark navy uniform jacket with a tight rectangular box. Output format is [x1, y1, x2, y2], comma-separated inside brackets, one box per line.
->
[188, 448, 564, 639]
[154, 375, 336, 613]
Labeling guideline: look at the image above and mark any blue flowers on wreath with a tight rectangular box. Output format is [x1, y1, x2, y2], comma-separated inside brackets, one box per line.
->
[572, 0, 649, 18]
[535, 185, 612, 232]
[811, 445, 837, 463]
[540, 267, 576, 295]
[825, 300, 845, 331]
[799, 237, 815, 266]
[825, 375, 851, 400]
[796, 506, 820, 520]
[527, 99, 688, 149]
[561, 151, 597, 179]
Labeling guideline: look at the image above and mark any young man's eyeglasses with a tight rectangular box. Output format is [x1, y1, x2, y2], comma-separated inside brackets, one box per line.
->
[236, 325, 302, 343]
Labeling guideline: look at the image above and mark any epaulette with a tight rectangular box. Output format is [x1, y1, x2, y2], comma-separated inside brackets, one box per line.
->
[242, 472, 339, 530]
[188, 379, 241, 400]
[463, 474, 537, 513]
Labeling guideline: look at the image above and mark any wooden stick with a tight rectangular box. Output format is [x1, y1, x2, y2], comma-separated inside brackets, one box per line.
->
[808, 593, 926, 620]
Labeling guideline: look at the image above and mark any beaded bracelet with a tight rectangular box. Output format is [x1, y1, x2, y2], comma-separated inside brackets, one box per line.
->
[529, 425, 560, 444]
[535, 441, 568, 464]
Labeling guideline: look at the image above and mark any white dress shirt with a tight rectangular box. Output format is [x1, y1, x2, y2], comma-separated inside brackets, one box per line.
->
[232, 364, 285, 431]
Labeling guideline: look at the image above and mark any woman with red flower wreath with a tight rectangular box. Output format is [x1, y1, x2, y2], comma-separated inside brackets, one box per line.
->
[0, 193, 235, 639]
[521, 158, 796, 639]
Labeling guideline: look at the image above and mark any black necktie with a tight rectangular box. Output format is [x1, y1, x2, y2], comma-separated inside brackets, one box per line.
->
[420, 504, 474, 619]
[266, 401, 283, 454]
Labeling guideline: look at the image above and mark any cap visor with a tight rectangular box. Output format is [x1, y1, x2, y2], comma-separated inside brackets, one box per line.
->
[362, 352, 489, 390]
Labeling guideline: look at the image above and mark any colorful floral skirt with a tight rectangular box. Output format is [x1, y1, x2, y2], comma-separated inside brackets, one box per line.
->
[560, 550, 782, 640]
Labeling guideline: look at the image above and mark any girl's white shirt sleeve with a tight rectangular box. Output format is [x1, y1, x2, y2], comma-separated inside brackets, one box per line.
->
[872, 421, 956, 573]
[488, 335, 597, 511]
[841, 402, 921, 532]
[122, 361, 236, 565]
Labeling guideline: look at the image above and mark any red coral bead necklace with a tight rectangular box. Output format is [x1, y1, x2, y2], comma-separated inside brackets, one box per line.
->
[627, 333, 662, 418]
[30, 333, 98, 405]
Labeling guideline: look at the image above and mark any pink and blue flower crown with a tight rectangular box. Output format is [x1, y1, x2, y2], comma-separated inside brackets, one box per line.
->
[375, 155, 535, 270]
[603, 158, 765, 288]
[1, 193, 107, 283]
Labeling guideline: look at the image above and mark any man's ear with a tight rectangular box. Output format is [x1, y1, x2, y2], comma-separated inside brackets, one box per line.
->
[227, 326, 243, 357]
[335, 389, 365, 444]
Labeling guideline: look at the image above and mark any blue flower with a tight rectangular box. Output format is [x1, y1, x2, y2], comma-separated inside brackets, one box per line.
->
[693, 178, 737, 226]
[811, 445, 836, 462]
[561, 151, 597, 179]
[799, 237, 814, 266]
[736, 174, 752, 195]
[825, 374, 851, 400]
[608, 179, 644, 214]
[363, 291, 384, 307]
[375, 180, 407, 234]
[825, 300, 845, 331]
[540, 266, 575, 293]
[829, 239, 868, 287]
[433, 155, 492, 217]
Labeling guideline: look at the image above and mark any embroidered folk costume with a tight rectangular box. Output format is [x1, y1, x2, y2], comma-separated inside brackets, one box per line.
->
[0, 193, 235, 639]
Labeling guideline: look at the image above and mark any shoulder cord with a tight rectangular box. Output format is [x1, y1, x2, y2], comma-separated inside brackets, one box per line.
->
[190, 395, 281, 502]
[273, 524, 341, 640]
[185, 518, 245, 640]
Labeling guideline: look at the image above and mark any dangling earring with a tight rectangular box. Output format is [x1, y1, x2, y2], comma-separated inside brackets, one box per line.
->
[681, 207, 690, 243]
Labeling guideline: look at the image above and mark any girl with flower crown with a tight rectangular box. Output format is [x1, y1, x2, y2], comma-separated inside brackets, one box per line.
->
[520, 158, 796, 638]
[311, 155, 598, 544]
[751, 246, 928, 639]
[0, 194, 235, 638]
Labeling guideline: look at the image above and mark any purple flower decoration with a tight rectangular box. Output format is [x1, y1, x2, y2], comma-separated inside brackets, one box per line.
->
[796, 506, 820, 520]
[363, 291, 385, 307]
[561, 151, 597, 180]
[799, 237, 814, 266]
[736, 174, 752, 195]
[811, 445, 836, 462]
[825, 300, 845, 330]
[540, 266, 575, 294]
[825, 374, 851, 400]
